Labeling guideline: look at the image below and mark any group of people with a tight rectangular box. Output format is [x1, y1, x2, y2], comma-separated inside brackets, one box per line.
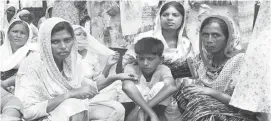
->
[1, 1, 270, 121]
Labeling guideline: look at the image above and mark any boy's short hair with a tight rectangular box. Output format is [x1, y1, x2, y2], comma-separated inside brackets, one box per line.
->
[134, 37, 164, 57]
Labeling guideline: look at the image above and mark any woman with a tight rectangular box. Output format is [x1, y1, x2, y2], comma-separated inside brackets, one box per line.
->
[14, 17, 137, 121]
[73, 25, 121, 100]
[38, 6, 53, 29]
[0, 20, 36, 90]
[122, 1, 194, 121]
[1, 4, 17, 45]
[16, 9, 39, 39]
[174, 15, 256, 121]
[230, 1, 271, 121]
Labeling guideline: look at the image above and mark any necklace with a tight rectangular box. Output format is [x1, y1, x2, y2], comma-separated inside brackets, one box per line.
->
[206, 60, 227, 80]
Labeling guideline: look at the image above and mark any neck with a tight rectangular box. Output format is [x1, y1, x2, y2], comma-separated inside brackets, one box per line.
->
[212, 50, 228, 66]
[162, 29, 178, 42]
[142, 72, 154, 82]
[7, 16, 13, 23]
[78, 49, 87, 58]
[54, 59, 63, 72]
[11, 44, 21, 53]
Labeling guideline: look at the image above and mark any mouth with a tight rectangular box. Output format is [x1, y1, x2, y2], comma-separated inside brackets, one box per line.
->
[166, 22, 175, 26]
[58, 52, 69, 56]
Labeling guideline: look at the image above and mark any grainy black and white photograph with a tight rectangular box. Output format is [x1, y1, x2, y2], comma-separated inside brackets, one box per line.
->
[0, 0, 270, 121]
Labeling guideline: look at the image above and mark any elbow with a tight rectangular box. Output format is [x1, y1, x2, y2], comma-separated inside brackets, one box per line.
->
[168, 85, 177, 94]
[122, 81, 134, 93]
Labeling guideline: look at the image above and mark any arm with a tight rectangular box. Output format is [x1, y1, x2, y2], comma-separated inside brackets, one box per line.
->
[147, 77, 177, 107]
[208, 89, 231, 104]
[102, 64, 114, 78]
[2, 76, 16, 87]
[96, 75, 118, 91]
[122, 80, 157, 118]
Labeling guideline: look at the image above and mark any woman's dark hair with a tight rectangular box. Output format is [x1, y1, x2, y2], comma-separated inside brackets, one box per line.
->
[51, 21, 74, 37]
[134, 37, 164, 57]
[200, 17, 229, 40]
[8, 21, 29, 36]
[160, 1, 185, 17]
[159, 1, 185, 33]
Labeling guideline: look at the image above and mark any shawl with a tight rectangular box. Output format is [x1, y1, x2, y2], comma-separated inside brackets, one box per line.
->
[0, 20, 37, 72]
[2, 4, 18, 32]
[16, 10, 39, 39]
[230, 1, 271, 113]
[72, 25, 115, 70]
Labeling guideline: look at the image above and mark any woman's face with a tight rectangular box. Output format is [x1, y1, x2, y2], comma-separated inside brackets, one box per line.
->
[8, 23, 29, 48]
[160, 6, 183, 30]
[6, 7, 16, 18]
[51, 29, 74, 62]
[201, 22, 227, 54]
[74, 28, 87, 51]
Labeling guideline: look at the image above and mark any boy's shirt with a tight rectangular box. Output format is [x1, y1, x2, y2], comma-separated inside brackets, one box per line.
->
[124, 63, 173, 89]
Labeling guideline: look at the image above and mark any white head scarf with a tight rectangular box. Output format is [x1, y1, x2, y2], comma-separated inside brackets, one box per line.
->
[72, 25, 115, 69]
[199, 15, 241, 68]
[3, 4, 18, 31]
[0, 20, 37, 72]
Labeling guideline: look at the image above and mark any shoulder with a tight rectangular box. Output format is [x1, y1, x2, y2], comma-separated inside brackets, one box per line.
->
[18, 52, 44, 75]
[156, 64, 173, 77]
[227, 53, 245, 64]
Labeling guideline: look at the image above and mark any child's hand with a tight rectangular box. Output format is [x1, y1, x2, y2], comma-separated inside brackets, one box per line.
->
[106, 52, 120, 66]
[117, 73, 138, 82]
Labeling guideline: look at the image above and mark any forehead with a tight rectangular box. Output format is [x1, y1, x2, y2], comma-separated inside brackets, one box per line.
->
[162, 6, 180, 14]
[137, 54, 159, 58]
[51, 29, 72, 40]
[10, 23, 28, 31]
[74, 28, 85, 33]
[202, 22, 223, 33]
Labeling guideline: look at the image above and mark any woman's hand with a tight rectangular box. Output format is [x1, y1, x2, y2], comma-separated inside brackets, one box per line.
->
[68, 85, 98, 99]
[182, 84, 214, 97]
[106, 52, 120, 67]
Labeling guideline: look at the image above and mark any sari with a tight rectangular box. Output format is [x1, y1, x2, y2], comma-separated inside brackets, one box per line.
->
[230, 1, 271, 119]
[15, 18, 124, 121]
[0, 20, 37, 80]
[122, 1, 194, 121]
[174, 15, 256, 121]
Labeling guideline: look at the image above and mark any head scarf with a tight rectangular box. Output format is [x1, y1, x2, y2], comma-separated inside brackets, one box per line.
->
[16, 9, 39, 40]
[72, 25, 115, 69]
[199, 15, 241, 68]
[38, 6, 53, 28]
[0, 20, 37, 72]
[3, 4, 18, 31]
[37, 18, 82, 92]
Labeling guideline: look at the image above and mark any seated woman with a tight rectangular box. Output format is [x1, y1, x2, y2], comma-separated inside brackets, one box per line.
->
[1, 87, 23, 120]
[14, 18, 137, 121]
[0, 20, 37, 92]
[73, 25, 119, 78]
[122, 37, 177, 121]
[174, 15, 257, 121]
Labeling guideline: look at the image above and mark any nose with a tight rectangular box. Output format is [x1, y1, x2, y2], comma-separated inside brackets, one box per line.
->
[59, 41, 67, 49]
[167, 14, 173, 20]
[206, 35, 213, 43]
[143, 59, 149, 66]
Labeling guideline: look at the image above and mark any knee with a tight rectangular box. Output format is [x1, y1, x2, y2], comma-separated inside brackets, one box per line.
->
[110, 100, 125, 117]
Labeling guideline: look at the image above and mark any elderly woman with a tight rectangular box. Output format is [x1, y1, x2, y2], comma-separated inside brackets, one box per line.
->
[174, 15, 257, 121]
[1, 20, 37, 90]
[14, 18, 137, 121]
[122, 1, 194, 121]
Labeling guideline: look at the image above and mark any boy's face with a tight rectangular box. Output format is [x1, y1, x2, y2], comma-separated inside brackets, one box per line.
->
[136, 54, 162, 75]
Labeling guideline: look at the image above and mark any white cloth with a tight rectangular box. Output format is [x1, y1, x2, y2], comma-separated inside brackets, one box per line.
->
[230, 1, 271, 113]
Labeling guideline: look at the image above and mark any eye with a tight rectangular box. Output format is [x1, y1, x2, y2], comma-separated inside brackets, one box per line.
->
[147, 57, 154, 61]
[51, 40, 59, 44]
[64, 38, 73, 43]
[162, 13, 169, 17]
[202, 33, 208, 37]
[172, 13, 180, 17]
[213, 33, 220, 37]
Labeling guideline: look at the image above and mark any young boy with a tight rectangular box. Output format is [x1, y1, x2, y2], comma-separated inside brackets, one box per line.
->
[122, 37, 177, 121]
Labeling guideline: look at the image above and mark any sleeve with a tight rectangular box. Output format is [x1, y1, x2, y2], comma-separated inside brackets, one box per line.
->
[159, 65, 173, 79]
[14, 71, 49, 120]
